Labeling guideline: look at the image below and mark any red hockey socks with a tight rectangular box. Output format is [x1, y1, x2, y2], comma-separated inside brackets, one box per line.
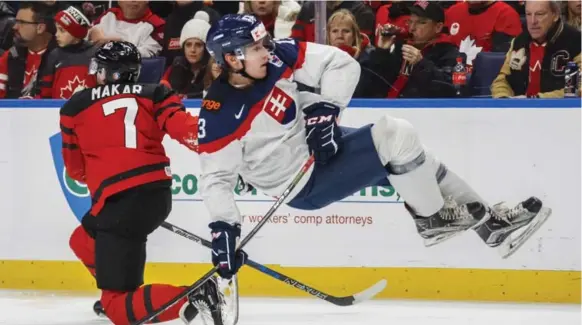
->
[101, 285, 188, 325]
[70, 226, 189, 324]
[69, 225, 96, 277]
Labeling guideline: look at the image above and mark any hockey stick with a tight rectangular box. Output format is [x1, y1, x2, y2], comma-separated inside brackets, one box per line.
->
[132, 156, 315, 325]
[161, 221, 387, 306]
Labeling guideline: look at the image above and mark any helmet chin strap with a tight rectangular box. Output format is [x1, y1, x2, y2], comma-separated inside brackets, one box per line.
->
[232, 60, 267, 82]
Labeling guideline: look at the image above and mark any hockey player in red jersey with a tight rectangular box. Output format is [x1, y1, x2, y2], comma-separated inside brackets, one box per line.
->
[63, 41, 226, 325]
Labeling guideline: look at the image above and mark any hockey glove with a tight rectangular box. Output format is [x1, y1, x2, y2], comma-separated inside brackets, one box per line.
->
[209, 221, 248, 279]
[303, 102, 342, 165]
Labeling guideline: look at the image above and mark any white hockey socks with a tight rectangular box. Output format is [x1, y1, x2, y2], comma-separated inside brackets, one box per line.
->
[387, 152, 444, 217]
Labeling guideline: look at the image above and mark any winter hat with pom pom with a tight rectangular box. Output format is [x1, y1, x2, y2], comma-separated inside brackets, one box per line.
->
[180, 11, 211, 47]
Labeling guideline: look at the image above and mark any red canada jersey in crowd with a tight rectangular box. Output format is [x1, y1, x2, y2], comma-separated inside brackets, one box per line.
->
[445, 1, 521, 63]
[36, 42, 98, 99]
[60, 83, 198, 216]
[0, 48, 45, 98]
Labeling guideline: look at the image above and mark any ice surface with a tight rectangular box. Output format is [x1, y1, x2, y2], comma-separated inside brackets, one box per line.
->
[0, 290, 579, 325]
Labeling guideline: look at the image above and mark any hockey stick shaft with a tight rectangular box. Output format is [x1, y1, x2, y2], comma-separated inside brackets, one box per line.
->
[132, 156, 314, 325]
[161, 221, 351, 305]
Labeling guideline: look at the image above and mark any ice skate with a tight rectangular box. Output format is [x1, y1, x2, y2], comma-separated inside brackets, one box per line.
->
[179, 275, 224, 325]
[475, 196, 551, 258]
[93, 300, 106, 318]
[407, 197, 488, 247]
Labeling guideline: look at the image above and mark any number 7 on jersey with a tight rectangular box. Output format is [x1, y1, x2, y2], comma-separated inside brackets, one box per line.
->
[102, 98, 139, 149]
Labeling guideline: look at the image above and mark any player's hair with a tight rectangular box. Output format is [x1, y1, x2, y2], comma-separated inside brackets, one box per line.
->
[18, 1, 56, 34]
[326, 9, 363, 58]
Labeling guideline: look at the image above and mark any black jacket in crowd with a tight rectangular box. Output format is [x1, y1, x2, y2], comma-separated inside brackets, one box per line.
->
[492, 19, 582, 98]
[354, 34, 463, 98]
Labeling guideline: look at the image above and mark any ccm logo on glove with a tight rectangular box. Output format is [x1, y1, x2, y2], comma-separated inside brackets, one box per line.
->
[306, 115, 334, 125]
[303, 102, 342, 164]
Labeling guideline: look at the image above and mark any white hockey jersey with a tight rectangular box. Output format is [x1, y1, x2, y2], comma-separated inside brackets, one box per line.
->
[198, 39, 360, 224]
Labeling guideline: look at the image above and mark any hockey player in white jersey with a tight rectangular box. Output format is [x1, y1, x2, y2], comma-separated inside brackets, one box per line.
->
[199, 14, 551, 280]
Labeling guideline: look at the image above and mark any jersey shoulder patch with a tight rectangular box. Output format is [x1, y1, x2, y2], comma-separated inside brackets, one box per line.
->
[272, 38, 301, 68]
[60, 88, 95, 117]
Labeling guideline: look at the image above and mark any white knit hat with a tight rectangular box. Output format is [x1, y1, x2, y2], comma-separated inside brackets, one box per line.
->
[180, 11, 211, 48]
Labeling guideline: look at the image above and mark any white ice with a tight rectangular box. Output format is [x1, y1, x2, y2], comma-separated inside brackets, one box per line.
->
[0, 290, 579, 325]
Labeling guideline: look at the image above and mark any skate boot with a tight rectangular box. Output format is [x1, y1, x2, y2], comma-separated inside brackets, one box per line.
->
[179, 275, 224, 325]
[93, 300, 106, 318]
[475, 196, 551, 258]
[407, 197, 488, 247]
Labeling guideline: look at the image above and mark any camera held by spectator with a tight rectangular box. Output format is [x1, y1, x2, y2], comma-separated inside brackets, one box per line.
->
[355, 1, 464, 99]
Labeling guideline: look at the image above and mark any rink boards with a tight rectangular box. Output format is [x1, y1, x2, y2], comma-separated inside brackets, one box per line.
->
[0, 98, 579, 304]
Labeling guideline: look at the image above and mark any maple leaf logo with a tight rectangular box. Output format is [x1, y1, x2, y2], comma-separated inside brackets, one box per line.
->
[459, 36, 483, 66]
[60, 75, 87, 99]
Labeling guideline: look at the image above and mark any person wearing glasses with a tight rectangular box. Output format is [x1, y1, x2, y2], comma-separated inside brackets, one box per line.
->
[0, 2, 55, 98]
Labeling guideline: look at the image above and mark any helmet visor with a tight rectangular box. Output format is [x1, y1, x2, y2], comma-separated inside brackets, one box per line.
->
[88, 58, 104, 75]
[237, 35, 274, 62]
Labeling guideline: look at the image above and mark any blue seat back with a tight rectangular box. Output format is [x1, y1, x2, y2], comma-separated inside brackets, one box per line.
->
[138, 57, 167, 84]
[470, 52, 507, 97]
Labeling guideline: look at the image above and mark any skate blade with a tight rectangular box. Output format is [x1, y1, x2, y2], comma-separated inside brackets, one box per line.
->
[195, 303, 221, 325]
[498, 207, 552, 259]
[219, 275, 239, 325]
[424, 231, 463, 247]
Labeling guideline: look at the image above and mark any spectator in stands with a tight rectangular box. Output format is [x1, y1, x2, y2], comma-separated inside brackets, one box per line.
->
[563, 0, 581, 31]
[354, 1, 462, 98]
[209, 1, 241, 16]
[202, 56, 221, 96]
[0, 2, 55, 98]
[0, 2, 15, 54]
[240, 0, 301, 39]
[505, 1, 526, 16]
[161, 11, 210, 98]
[89, 0, 165, 58]
[41, 0, 71, 13]
[445, 1, 522, 68]
[327, 9, 373, 62]
[34, 6, 96, 99]
[292, 1, 375, 43]
[374, 1, 411, 46]
[492, 0, 581, 98]
[162, 1, 220, 68]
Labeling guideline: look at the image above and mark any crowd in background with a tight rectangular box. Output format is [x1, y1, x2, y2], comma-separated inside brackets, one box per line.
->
[0, 0, 579, 100]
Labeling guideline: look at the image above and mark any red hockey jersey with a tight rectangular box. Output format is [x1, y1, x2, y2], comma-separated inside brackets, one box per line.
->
[60, 83, 198, 216]
[36, 41, 98, 99]
[445, 1, 521, 64]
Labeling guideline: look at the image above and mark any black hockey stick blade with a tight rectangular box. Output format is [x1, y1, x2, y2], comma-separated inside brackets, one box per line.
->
[245, 259, 387, 306]
[161, 222, 387, 306]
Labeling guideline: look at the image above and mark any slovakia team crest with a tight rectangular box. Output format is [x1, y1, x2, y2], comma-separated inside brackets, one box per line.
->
[49, 132, 91, 222]
[264, 87, 296, 126]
